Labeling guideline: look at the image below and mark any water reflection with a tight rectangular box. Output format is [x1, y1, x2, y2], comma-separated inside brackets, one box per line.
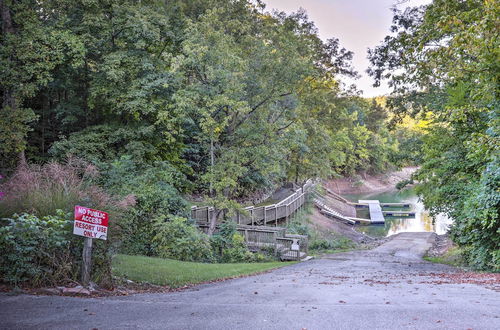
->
[345, 189, 453, 238]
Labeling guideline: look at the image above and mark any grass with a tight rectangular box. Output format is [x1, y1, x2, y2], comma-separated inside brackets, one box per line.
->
[424, 247, 464, 267]
[112, 254, 295, 288]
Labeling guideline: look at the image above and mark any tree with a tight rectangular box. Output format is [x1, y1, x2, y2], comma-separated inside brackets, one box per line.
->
[0, 0, 83, 169]
[368, 0, 499, 270]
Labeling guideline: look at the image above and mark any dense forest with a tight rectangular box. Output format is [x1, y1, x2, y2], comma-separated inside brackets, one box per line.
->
[0, 0, 498, 286]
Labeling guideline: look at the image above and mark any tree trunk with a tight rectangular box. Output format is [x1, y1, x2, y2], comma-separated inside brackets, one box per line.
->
[1, 0, 14, 35]
[207, 208, 221, 236]
[209, 138, 215, 197]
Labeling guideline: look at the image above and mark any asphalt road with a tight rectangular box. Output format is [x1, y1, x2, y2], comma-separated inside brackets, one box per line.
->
[1, 232, 499, 330]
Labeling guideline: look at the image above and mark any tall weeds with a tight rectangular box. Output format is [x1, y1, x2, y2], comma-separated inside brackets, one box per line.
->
[0, 157, 134, 218]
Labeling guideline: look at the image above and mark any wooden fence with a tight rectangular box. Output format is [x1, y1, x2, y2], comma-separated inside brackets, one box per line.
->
[191, 179, 314, 227]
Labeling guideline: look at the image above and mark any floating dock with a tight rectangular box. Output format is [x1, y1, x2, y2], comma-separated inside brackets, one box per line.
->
[354, 202, 411, 208]
[359, 200, 385, 224]
[382, 210, 416, 217]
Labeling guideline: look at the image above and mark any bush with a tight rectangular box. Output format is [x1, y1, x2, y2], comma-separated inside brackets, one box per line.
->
[153, 216, 214, 262]
[101, 157, 190, 256]
[220, 233, 254, 263]
[211, 221, 271, 263]
[449, 159, 500, 271]
[0, 211, 114, 287]
[286, 211, 310, 236]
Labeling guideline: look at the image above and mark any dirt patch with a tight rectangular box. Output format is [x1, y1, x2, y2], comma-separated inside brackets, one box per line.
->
[323, 194, 356, 217]
[326, 167, 418, 195]
[426, 234, 455, 258]
[309, 208, 381, 246]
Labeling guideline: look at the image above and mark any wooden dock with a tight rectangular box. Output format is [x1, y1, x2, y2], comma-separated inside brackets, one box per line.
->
[359, 200, 385, 224]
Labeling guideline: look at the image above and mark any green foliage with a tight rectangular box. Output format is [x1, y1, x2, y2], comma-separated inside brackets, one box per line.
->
[220, 233, 256, 263]
[101, 156, 190, 256]
[285, 202, 313, 236]
[369, 0, 500, 270]
[2, 0, 401, 202]
[211, 221, 270, 263]
[396, 179, 414, 190]
[0, 211, 113, 287]
[309, 237, 355, 252]
[0, 211, 71, 285]
[49, 125, 163, 164]
[286, 217, 310, 236]
[449, 158, 500, 271]
[153, 216, 214, 262]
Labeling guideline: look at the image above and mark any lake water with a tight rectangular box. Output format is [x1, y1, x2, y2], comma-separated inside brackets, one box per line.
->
[345, 188, 453, 238]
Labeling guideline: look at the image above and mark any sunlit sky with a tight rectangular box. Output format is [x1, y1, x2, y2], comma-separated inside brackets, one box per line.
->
[263, 0, 431, 97]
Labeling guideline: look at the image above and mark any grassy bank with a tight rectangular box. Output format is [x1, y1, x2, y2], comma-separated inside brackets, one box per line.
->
[112, 254, 295, 288]
[424, 247, 464, 267]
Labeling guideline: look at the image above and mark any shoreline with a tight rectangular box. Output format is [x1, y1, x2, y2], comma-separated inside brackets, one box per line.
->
[326, 166, 418, 196]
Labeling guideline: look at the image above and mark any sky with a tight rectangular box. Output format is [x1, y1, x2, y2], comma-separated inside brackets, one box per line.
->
[263, 0, 431, 97]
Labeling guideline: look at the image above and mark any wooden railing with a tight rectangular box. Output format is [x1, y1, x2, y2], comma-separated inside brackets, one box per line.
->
[196, 223, 308, 261]
[191, 179, 314, 227]
[275, 235, 308, 261]
[193, 180, 313, 261]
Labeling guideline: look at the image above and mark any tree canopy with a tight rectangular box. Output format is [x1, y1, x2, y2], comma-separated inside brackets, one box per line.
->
[369, 0, 499, 270]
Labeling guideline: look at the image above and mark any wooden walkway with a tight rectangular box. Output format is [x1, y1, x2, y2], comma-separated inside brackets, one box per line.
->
[191, 180, 314, 226]
[192, 180, 314, 261]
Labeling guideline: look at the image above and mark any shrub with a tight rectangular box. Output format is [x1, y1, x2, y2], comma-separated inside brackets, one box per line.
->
[101, 157, 190, 256]
[0, 211, 114, 287]
[286, 214, 310, 236]
[153, 216, 214, 262]
[211, 221, 270, 263]
[0, 159, 133, 287]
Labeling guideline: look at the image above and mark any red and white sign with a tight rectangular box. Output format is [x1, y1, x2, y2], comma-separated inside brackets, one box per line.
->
[73, 205, 108, 240]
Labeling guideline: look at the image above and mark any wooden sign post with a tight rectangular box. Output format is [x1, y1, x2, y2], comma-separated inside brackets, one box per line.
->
[73, 206, 109, 287]
[82, 237, 93, 286]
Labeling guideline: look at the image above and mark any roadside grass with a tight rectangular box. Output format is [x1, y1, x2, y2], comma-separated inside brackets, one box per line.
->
[112, 254, 295, 288]
[309, 248, 353, 257]
[424, 247, 464, 267]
